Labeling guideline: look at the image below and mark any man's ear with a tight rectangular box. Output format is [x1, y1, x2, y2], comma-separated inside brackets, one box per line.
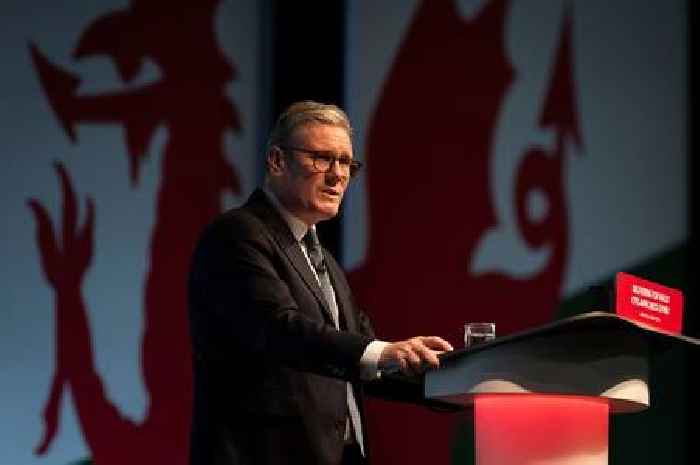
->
[267, 146, 286, 175]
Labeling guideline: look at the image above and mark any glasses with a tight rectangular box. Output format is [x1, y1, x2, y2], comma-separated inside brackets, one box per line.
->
[279, 146, 363, 178]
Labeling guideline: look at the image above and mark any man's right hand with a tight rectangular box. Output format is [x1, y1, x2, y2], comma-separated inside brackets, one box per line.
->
[379, 336, 454, 376]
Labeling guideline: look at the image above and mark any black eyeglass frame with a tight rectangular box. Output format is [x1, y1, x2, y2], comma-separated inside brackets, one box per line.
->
[278, 145, 363, 178]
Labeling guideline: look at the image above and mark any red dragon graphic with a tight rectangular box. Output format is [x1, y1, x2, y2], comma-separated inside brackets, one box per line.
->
[27, 0, 580, 464]
[28, 1, 241, 463]
[349, 1, 582, 464]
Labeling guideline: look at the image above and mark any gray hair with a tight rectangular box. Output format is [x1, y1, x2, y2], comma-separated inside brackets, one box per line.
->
[266, 100, 353, 153]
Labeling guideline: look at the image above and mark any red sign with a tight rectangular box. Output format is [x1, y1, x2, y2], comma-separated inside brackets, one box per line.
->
[615, 272, 683, 334]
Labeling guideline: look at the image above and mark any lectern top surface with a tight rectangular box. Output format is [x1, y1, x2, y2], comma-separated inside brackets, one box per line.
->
[440, 311, 700, 364]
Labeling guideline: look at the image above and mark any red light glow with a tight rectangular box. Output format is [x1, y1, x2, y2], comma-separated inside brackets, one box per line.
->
[474, 394, 609, 465]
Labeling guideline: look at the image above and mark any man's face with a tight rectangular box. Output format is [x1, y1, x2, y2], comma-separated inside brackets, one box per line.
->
[271, 123, 353, 225]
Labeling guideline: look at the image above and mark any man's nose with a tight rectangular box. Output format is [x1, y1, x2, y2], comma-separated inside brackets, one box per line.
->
[325, 160, 346, 184]
[325, 170, 340, 186]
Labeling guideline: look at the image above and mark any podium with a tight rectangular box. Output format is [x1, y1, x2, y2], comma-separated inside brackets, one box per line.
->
[375, 312, 699, 465]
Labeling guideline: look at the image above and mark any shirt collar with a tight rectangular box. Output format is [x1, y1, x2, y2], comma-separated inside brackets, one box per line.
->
[262, 185, 312, 242]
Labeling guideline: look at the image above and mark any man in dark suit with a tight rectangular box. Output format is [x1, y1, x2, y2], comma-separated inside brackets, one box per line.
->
[188, 101, 453, 465]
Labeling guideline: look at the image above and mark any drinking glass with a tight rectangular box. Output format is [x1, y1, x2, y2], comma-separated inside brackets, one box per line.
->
[464, 322, 496, 348]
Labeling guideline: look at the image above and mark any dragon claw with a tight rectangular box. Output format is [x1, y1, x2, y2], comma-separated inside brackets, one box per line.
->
[27, 199, 60, 286]
[28, 163, 95, 287]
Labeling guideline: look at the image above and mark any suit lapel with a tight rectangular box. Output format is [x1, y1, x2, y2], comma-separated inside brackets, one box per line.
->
[245, 189, 336, 325]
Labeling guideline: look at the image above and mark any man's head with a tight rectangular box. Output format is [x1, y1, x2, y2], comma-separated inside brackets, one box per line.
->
[265, 101, 360, 226]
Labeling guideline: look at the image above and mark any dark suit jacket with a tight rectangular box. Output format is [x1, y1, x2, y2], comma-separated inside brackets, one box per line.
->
[188, 189, 376, 465]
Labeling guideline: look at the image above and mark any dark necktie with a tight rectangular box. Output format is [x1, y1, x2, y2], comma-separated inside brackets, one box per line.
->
[302, 229, 339, 326]
[301, 228, 364, 454]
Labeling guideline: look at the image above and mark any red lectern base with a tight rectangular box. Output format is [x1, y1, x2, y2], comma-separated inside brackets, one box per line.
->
[474, 394, 609, 465]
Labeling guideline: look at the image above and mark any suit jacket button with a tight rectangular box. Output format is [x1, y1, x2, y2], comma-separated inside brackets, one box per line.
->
[335, 420, 345, 436]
